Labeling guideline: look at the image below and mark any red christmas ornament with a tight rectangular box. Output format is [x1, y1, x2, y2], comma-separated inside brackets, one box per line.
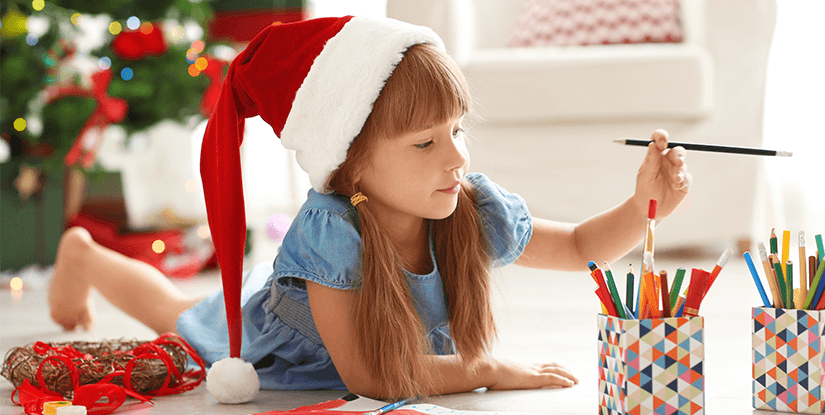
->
[111, 23, 168, 61]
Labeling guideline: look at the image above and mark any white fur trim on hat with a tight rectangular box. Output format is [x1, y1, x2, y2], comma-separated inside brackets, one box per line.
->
[279, 17, 444, 193]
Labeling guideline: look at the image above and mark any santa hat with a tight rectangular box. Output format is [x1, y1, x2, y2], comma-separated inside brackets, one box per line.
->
[199, 16, 443, 403]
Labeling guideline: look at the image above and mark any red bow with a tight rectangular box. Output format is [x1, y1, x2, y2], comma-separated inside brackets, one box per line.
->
[42, 69, 128, 169]
[10, 333, 205, 415]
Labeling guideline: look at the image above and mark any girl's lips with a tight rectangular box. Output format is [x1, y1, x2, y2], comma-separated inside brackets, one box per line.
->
[438, 182, 461, 194]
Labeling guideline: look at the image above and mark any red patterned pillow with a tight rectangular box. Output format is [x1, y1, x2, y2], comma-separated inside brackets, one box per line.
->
[507, 0, 684, 47]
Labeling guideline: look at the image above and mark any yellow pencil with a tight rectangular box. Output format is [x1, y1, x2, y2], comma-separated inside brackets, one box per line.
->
[782, 230, 791, 272]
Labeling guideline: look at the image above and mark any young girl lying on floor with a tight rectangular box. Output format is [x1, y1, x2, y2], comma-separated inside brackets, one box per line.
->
[49, 15, 690, 401]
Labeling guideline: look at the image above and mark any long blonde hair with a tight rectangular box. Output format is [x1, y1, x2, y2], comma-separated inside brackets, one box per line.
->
[327, 44, 495, 399]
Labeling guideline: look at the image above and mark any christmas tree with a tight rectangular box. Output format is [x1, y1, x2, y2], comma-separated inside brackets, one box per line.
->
[1, 0, 227, 180]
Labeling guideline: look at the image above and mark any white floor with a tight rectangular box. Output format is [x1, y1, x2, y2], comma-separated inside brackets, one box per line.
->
[0, 237, 782, 414]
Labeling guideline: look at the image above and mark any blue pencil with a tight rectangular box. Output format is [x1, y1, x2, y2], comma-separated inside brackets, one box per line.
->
[364, 397, 418, 415]
[744, 252, 771, 307]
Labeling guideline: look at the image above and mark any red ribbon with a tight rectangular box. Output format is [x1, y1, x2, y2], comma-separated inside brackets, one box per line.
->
[42, 69, 128, 169]
[10, 333, 205, 415]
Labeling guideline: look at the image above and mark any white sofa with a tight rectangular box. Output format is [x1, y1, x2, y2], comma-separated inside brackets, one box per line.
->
[387, 0, 777, 250]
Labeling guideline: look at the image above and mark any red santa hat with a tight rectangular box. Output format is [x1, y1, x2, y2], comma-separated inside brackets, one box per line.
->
[199, 16, 442, 402]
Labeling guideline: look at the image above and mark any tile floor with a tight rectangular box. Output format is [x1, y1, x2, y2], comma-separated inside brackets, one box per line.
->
[0, 238, 781, 414]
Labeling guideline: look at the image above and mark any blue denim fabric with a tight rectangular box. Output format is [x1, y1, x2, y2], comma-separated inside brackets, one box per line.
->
[176, 173, 532, 390]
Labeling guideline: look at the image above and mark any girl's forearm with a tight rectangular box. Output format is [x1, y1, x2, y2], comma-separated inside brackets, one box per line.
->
[517, 195, 648, 271]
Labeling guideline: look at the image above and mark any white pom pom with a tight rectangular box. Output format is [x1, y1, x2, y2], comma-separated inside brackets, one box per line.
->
[206, 357, 260, 404]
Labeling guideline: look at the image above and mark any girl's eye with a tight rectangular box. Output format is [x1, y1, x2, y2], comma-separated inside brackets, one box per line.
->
[415, 141, 434, 149]
[452, 128, 464, 138]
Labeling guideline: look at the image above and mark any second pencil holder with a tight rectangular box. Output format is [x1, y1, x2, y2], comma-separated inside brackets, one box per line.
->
[598, 314, 705, 415]
[752, 307, 825, 413]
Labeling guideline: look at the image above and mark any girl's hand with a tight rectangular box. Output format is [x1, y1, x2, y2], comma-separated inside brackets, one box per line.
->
[634, 129, 691, 220]
[487, 357, 579, 390]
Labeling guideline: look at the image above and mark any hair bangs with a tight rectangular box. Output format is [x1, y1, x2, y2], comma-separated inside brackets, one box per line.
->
[365, 44, 472, 140]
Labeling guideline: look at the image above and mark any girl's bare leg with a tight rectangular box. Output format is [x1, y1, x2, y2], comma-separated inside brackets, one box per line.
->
[48, 226, 201, 334]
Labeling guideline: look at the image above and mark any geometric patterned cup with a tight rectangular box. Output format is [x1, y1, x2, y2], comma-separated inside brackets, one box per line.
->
[752, 307, 825, 413]
[598, 314, 705, 415]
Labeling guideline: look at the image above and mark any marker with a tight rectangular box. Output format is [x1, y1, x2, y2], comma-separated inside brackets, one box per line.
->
[613, 138, 792, 157]
[704, 248, 732, 299]
[590, 261, 619, 317]
[603, 262, 627, 319]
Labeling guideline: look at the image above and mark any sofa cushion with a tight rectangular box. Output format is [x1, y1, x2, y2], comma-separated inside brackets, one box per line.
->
[507, 0, 684, 47]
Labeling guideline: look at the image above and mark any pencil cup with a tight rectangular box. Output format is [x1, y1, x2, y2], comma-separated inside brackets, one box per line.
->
[752, 307, 825, 413]
[597, 314, 705, 415]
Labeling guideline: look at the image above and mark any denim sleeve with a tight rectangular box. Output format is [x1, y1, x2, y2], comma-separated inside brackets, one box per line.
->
[466, 173, 533, 267]
[274, 207, 362, 291]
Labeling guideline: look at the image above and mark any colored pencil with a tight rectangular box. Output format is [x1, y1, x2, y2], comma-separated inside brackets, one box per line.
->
[770, 229, 778, 256]
[744, 251, 771, 307]
[758, 241, 780, 307]
[363, 396, 418, 415]
[626, 265, 635, 317]
[613, 139, 792, 157]
[772, 254, 787, 309]
[802, 258, 825, 309]
[659, 270, 671, 318]
[782, 230, 791, 272]
[670, 268, 686, 308]
[603, 262, 627, 319]
[817, 234, 825, 263]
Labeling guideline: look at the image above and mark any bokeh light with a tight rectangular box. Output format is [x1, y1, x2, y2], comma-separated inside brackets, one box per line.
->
[139, 22, 153, 34]
[120, 67, 133, 81]
[186, 49, 198, 63]
[188, 64, 199, 77]
[10, 277, 23, 291]
[109, 21, 122, 35]
[32, 0, 45, 11]
[25, 34, 38, 46]
[98, 56, 111, 70]
[195, 57, 208, 71]
[126, 16, 140, 30]
[70, 13, 82, 25]
[191, 40, 204, 53]
[152, 240, 165, 254]
[197, 225, 210, 240]
[13, 118, 26, 131]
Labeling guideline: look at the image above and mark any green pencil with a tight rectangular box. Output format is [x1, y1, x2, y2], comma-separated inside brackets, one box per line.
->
[670, 268, 686, 307]
[604, 263, 627, 319]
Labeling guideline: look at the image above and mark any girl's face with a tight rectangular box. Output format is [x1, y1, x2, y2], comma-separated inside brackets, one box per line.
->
[357, 114, 469, 226]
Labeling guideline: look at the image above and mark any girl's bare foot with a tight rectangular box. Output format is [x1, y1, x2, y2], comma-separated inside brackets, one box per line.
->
[49, 227, 96, 331]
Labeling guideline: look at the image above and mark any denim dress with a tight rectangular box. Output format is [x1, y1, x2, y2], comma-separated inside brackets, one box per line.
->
[176, 173, 532, 390]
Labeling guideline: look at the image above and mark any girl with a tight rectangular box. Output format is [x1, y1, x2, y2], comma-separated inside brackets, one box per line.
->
[49, 16, 690, 401]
